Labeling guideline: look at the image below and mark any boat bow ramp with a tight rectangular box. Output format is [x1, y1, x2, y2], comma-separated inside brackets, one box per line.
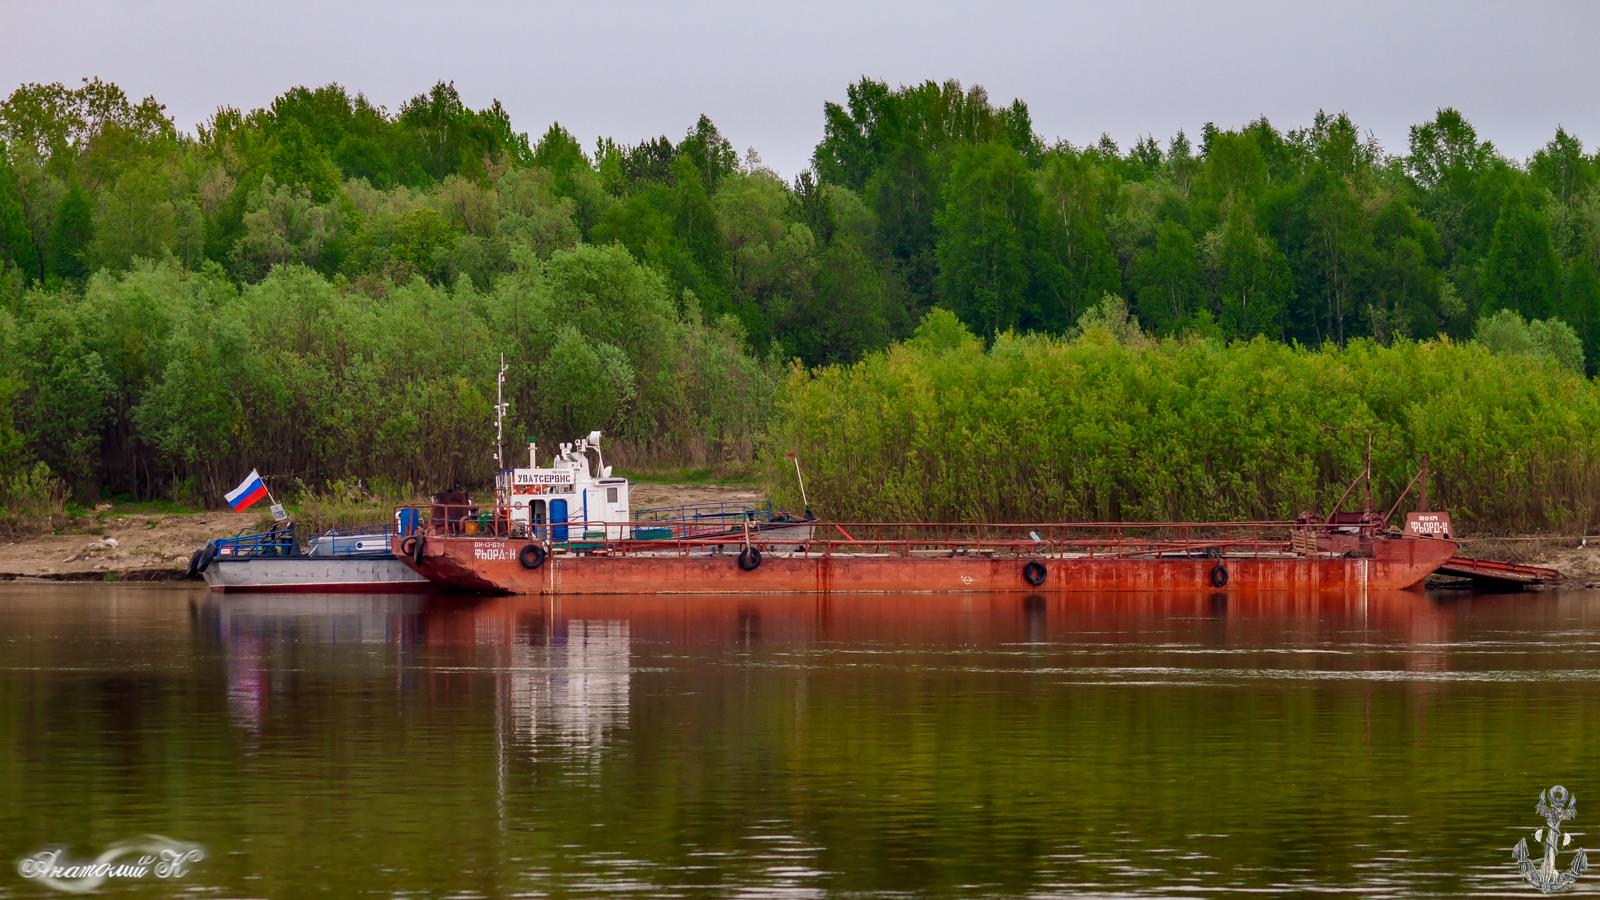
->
[1433, 556, 1561, 588]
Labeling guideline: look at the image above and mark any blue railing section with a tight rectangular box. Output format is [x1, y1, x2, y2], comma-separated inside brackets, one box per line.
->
[210, 523, 400, 559]
[390, 501, 810, 542]
[209, 525, 297, 559]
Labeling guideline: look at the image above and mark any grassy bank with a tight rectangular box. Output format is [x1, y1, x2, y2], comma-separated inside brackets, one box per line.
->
[763, 310, 1600, 534]
[231, 480, 410, 537]
[0, 463, 67, 536]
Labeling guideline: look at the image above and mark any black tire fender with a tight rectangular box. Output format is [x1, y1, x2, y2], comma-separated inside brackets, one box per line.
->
[186, 548, 202, 579]
[195, 542, 215, 574]
[518, 543, 546, 570]
[738, 547, 762, 571]
[1022, 560, 1047, 586]
[411, 535, 427, 566]
[1210, 562, 1229, 588]
[400, 536, 418, 558]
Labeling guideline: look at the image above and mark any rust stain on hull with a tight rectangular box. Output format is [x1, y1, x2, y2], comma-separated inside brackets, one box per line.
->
[402, 537, 1456, 596]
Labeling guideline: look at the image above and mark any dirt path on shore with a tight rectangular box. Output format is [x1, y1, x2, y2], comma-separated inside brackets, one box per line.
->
[0, 510, 244, 580]
[0, 483, 765, 581]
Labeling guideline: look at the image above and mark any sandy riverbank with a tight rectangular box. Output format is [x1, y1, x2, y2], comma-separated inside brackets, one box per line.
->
[1450, 536, 1600, 587]
[0, 483, 765, 582]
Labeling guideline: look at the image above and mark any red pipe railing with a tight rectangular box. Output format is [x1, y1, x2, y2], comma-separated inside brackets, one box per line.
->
[395, 504, 1417, 559]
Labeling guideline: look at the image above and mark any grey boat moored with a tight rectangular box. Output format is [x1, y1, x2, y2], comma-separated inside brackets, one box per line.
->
[192, 523, 431, 593]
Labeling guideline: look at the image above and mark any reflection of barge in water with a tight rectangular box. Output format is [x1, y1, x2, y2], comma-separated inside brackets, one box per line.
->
[397, 443, 1458, 596]
[193, 590, 1472, 657]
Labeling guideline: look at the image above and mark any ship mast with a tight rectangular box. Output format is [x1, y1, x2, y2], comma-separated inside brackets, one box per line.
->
[493, 354, 509, 516]
[494, 354, 509, 471]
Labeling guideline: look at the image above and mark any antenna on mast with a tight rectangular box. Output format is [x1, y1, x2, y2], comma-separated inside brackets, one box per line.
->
[493, 354, 509, 471]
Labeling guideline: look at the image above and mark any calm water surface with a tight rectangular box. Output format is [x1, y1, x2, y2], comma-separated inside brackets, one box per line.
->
[2, 584, 1599, 896]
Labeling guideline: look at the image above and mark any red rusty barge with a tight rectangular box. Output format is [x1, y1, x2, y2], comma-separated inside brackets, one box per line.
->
[397, 518, 1454, 595]
[391, 439, 1457, 596]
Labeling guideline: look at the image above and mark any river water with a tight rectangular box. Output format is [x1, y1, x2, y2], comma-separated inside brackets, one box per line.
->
[1, 584, 1598, 896]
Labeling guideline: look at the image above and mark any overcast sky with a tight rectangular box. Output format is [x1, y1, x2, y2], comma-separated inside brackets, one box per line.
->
[3, 0, 1596, 178]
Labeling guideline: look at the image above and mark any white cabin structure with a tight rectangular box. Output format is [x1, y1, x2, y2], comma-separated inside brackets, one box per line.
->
[496, 434, 631, 540]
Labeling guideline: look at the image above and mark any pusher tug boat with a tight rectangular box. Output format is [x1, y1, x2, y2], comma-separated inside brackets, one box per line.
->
[191, 520, 431, 593]
[393, 432, 818, 593]
[393, 435, 1458, 596]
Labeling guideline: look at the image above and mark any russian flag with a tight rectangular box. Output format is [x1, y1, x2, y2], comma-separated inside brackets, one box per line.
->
[225, 470, 269, 511]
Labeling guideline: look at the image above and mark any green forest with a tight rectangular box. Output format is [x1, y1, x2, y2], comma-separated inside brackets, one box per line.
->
[2, 76, 1598, 528]
[768, 304, 1599, 533]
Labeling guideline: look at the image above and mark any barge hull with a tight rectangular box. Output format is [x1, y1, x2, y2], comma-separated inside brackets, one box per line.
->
[406, 537, 1456, 595]
[203, 557, 432, 593]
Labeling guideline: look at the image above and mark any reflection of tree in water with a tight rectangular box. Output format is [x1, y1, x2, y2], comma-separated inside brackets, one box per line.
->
[507, 619, 630, 755]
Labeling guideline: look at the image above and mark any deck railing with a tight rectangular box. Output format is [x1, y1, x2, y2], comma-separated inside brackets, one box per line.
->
[305, 524, 397, 558]
[633, 500, 775, 525]
[403, 502, 800, 542]
[211, 522, 400, 559]
[396, 505, 1404, 559]
[211, 525, 297, 559]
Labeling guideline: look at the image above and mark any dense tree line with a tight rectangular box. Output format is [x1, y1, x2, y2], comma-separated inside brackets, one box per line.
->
[812, 82, 1600, 357]
[766, 304, 1600, 534]
[1, 75, 1597, 513]
[0, 249, 773, 518]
